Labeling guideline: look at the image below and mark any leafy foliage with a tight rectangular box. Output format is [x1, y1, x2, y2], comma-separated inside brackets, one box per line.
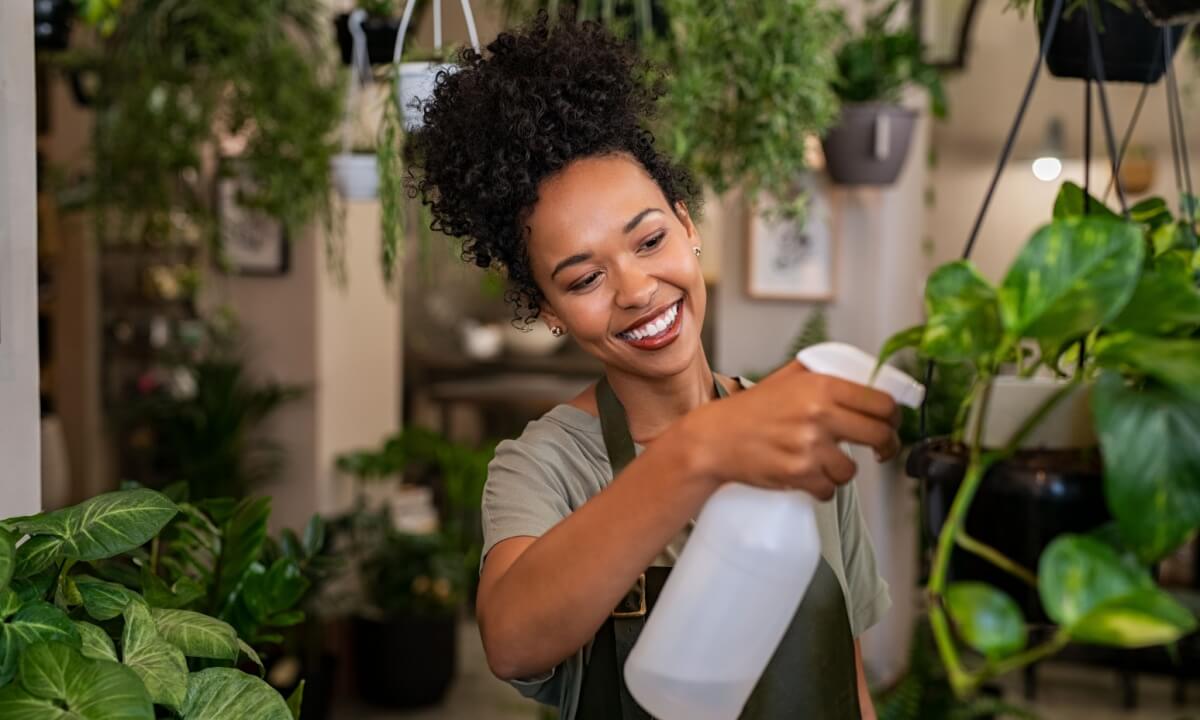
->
[879, 180, 1200, 697]
[0, 488, 322, 717]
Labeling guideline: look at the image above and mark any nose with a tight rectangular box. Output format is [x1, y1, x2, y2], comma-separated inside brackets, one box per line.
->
[612, 261, 657, 310]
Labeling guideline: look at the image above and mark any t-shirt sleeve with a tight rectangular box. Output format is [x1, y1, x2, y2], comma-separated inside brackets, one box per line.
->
[481, 436, 574, 563]
[837, 481, 892, 637]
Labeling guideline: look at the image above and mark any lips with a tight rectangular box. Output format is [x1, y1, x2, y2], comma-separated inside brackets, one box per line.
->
[617, 299, 683, 336]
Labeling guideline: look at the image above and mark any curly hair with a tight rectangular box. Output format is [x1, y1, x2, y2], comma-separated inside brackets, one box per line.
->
[407, 13, 701, 325]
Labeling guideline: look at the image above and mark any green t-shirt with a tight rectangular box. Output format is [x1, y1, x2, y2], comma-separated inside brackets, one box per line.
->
[481, 377, 891, 719]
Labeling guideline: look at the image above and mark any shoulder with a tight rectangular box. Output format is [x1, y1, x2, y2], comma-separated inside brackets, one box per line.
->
[487, 405, 608, 504]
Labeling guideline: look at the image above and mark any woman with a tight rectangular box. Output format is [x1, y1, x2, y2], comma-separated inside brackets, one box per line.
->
[408, 14, 901, 720]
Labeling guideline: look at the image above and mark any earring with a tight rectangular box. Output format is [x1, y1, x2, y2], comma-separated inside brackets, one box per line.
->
[551, 326, 566, 338]
[693, 246, 702, 257]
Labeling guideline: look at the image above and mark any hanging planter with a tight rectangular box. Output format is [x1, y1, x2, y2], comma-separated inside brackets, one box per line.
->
[331, 152, 381, 200]
[1137, 0, 1200, 25]
[332, 10, 383, 201]
[388, 0, 481, 131]
[822, 104, 919, 186]
[334, 13, 412, 66]
[1038, 1, 1186, 83]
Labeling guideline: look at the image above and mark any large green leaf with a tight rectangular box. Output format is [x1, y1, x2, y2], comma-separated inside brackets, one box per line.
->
[242, 558, 309, 625]
[76, 575, 141, 621]
[0, 602, 80, 688]
[945, 582, 1027, 661]
[920, 262, 1003, 363]
[1038, 535, 1154, 628]
[151, 609, 239, 662]
[5, 490, 177, 562]
[1053, 181, 1120, 221]
[74, 621, 118, 663]
[12, 536, 63, 579]
[122, 601, 188, 710]
[286, 679, 304, 720]
[0, 589, 20, 619]
[0, 528, 13, 593]
[875, 324, 925, 371]
[1092, 372, 1200, 562]
[1094, 335, 1200, 403]
[999, 217, 1144, 348]
[215, 498, 270, 611]
[1068, 590, 1197, 648]
[180, 668, 292, 720]
[0, 642, 153, 719]
[1128, 197, 1172, 230]
[1107, 262, 1200, 335]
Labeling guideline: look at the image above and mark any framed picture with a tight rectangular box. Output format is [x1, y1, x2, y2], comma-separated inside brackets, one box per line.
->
[745, 198, 836, 302]
[910, 0, 981, 71]
[214, 159, 289, 276]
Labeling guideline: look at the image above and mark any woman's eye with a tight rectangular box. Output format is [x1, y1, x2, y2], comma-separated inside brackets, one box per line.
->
[571, 272, 601, 291]
[641, 232, 666, 251]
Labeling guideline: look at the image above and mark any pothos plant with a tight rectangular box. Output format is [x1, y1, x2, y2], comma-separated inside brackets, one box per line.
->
[875, 182, 1200, 696]
[0, 488, 317, 719]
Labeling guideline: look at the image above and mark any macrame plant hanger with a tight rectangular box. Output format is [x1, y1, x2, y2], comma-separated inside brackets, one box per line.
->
[393, 0, 483, 65]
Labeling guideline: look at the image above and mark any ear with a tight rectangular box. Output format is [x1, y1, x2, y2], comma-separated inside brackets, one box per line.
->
[538, 302, 565, 334]
[674, 201, 699, 244]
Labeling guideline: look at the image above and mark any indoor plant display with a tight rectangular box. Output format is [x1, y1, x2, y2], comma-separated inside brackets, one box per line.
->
[877, 180, 1200, 697]
[1008, 0, 1187, 83]
[0, 488, 301, 718]
[823, 0, 947, 186]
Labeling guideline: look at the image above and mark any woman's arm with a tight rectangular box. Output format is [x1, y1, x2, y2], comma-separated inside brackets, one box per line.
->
[855, 639, 877, 720]
[477, 434, 716, 680]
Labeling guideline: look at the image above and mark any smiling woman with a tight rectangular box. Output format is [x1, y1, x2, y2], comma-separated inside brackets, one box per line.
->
[406, 12, 903, 720]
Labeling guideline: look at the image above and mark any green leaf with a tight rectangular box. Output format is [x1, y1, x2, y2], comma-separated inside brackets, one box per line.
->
[12, 536, 63, 579]
[921, 262, 1003, 363]
[75, 621, 118, 663]
[1107, 262, 1200, 335]
[0, 642, 153, 719]
[215, 498, 271, 610]
[286, 679, 305, 720]
[0, 602, 79, 687]
[243, 559, 309, 624]
[0, 589, 21, 619]
[122, 601, 188, 710]
[238, 639, 264, 676]
[76, 575, 140, 621]
[945, 582, 1027, 661]
[10, 569, 55, 605]
[1094, 335, 1200, 403]
[1129, 197, 1172, 230]
[1068, 590, 1197, 648]
[0, 528, 13, 593]
[180, 668, 292, 720]
[1038, 534, 1154, 628]
[7, 490, 177, 562]
[1092, 372, 1200, 562]
[875, 324, 925, 371]
[999, 217, 1144, 349]
[152, 609, 239, 662]
[301, 516, 325, 559]
[1151, 221, 1198, 256]
[1053, 181, 1120, 221]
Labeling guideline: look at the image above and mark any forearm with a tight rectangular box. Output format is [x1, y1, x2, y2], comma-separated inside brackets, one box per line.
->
[479, 428, 718, 679]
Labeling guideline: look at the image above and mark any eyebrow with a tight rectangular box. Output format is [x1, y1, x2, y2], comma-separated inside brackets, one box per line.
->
[550, 208, 664, 281]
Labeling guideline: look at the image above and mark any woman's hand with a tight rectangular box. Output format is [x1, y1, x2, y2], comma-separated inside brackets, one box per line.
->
[677, 362, 902, 500]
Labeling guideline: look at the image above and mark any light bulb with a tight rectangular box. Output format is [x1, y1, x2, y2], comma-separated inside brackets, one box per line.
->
[1032, 156, 1062, 182]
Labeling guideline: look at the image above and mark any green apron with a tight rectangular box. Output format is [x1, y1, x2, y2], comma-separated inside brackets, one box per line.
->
[575, 376, 861, 720]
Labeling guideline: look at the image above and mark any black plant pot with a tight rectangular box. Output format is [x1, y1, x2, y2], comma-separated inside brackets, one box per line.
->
[334, 13, 414, 66]
[352, 613, 457, 708]
[909, 438, 1110, 623]
[822, 103, 918, 186]
[1138, 0, 1200, 25]
[1038, 2, 1186, 83]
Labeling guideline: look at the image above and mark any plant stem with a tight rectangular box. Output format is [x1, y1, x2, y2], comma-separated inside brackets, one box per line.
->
[1002, 378, 1080, 455]
[956, 531, 1038, 587]
[989, 629, 1071, 677]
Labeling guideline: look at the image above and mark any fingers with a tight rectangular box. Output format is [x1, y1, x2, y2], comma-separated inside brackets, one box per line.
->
[816, 444, 858, 485]
[823, 375, 899, 421]
[825, 406, 899, 458]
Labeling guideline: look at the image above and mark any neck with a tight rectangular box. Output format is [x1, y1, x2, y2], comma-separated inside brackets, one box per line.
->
[603, 351, 720, 445]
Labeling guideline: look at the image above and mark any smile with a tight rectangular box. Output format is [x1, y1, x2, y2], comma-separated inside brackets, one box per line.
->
[616, 299, 684, 348]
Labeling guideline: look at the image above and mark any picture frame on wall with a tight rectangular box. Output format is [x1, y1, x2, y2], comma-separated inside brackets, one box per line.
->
[745, 197, 836, 302]
[214, 158, 290, 276]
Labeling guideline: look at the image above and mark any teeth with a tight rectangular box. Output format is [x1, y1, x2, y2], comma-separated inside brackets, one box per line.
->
[620, 302, 679, 341]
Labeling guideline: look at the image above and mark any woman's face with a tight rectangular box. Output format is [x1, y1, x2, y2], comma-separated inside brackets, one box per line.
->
[525, 154, 707, 379]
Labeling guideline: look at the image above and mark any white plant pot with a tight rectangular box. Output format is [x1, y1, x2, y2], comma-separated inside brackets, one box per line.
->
[397, 61, 456, 130]
[969, 376, 1096, 450]
[331, 153, 379, 200]
[502, 322, 568, 357]
[460, 321, 504, 361]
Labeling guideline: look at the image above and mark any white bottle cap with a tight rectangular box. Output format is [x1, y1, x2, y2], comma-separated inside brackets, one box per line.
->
[795, 342, 926, 409]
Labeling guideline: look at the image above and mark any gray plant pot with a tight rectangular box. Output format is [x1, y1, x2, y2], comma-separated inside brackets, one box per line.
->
[821, 103, 918, 186]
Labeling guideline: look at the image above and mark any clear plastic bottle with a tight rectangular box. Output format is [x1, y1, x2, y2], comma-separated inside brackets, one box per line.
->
[624, 342, 924, 720]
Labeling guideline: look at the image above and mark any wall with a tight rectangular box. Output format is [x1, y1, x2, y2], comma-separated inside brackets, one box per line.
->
[1, 0, 42, 516]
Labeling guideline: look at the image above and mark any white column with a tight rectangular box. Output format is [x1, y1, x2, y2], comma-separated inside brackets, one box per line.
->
[0, 0, 42, 516]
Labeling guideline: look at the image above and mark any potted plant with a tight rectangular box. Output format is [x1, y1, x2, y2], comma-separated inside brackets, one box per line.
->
[877, 180, 1200, 697]
[1008, 0, 1187, 83]
[334, 0, 426, 66]
[0, 488, 301, 717]
[823, 0, 947, 186]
